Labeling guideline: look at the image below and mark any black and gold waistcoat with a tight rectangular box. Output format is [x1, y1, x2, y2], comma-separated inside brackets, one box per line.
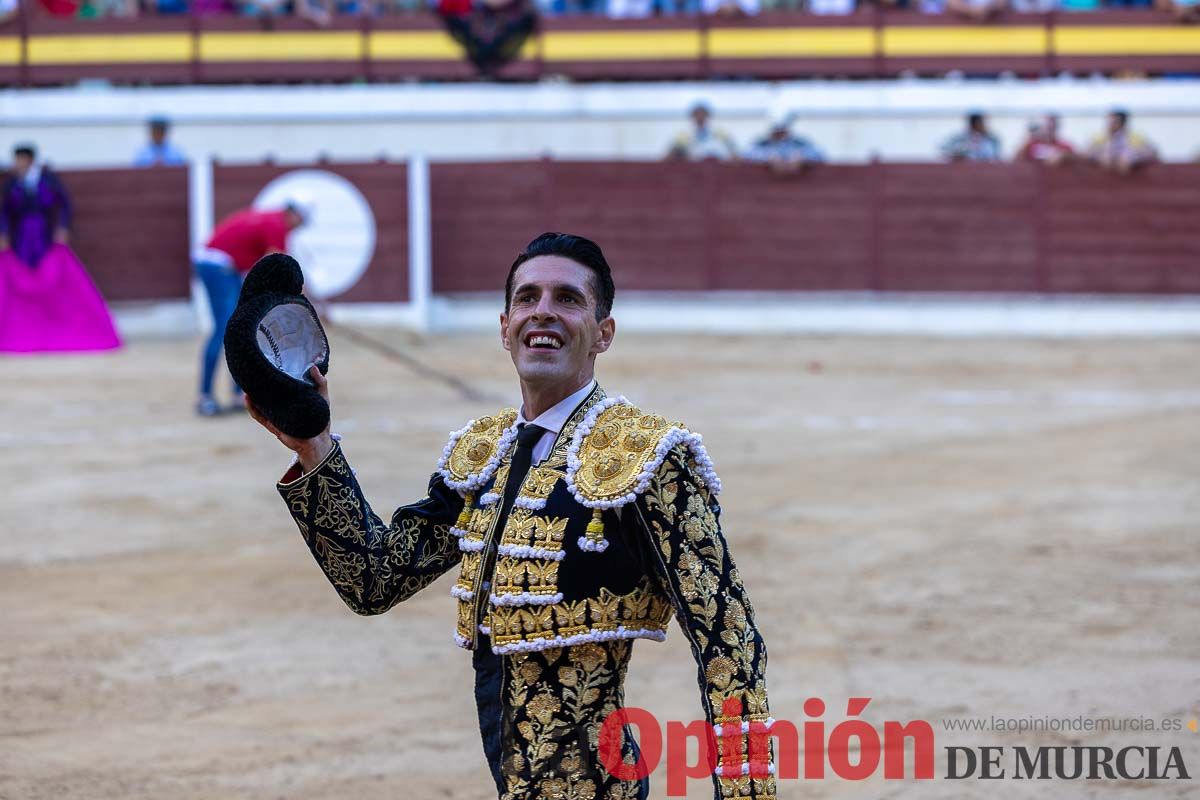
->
[277, 384, 777, 799]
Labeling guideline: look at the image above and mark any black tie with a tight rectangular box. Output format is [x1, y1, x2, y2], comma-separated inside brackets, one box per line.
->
[477, 423, 545, 618]
[497, 423, 545, 527]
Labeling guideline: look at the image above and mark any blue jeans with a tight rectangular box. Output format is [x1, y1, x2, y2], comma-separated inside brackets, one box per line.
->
[195, 260, 243, 397]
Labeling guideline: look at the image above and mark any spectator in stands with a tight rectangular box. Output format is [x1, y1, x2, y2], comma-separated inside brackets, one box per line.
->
[78, 0, 138, 17]
[38, 0, 80, 14]
[915, 0, 1033, 15]
[666, 102, 738, 162]
[173, 0, 236, 13]
[1016, 113, 1075, 164]
[236, 0, 331, 25]
[1157, 0, 1200, 23]
[701, 0, 760, 16]
[1087, 108, 1158, 173]
[944, 0, 1007, 20]
[744, 112, 824, 175]
[940, 111, 1002, 162]
[807, 0, 856, 14]
[134, 117, 188, 168]
[193, 199, 312, 418]
[606, 0, 654, 17]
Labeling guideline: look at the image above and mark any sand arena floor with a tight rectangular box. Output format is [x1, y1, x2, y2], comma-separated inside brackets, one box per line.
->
[1, 331, 1198, 799]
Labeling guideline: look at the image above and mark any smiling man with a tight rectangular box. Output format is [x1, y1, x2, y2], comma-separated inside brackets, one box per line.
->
[251, 232, 775, 799]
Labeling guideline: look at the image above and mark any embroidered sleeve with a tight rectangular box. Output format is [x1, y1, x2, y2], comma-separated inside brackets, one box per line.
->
[276, 441, 465, 616]
[635, 446, 776, 800]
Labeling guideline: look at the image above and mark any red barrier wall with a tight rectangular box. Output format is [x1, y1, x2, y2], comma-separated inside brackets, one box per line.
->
[60, 165, 190, 301]
[47, 161, 1200, 302]
[431, 161, 1200, 295]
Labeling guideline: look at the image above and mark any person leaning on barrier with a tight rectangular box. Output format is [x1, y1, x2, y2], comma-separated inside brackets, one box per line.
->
[667, 102, 739, 162]
[133, 116, 187, 168]
[1015, 113, 1076, 166]
[744, 112, 825, 176]
[248, 232, 776, 799]
[940, 111, 1002, 163]
[1087, 108, 1159, 175]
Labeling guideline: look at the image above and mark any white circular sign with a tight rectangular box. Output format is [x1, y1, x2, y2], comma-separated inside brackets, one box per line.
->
[253, 169, 376, 300]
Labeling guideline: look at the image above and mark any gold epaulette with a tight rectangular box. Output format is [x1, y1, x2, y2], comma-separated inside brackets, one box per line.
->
[566, 396, 717, 510]
[437, 408, 518, 493]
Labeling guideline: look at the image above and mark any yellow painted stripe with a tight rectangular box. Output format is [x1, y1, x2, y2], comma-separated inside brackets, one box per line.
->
[200, 32, 362, 62]
[369, 30, 466, 60]
[1054, 26, 1200, 56]
[543, 30, 700, 61]
[883, 26, 1046, 57]
[0, 38, 20, 66]
[709, 27, 873, 58]
[27, 33, 191, 65]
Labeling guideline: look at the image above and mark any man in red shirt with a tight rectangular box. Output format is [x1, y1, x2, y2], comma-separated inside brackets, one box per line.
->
[194, 200, 311, 417]
[1016, 114, 1076, 165]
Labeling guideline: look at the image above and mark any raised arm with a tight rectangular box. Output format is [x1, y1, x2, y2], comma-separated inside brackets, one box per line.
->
[634, 446, 775, 799]
[277, 443, 464, 615]
[250, 366, 464, 615]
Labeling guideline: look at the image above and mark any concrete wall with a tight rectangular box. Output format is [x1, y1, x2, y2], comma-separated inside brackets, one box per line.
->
[3, 79, 1199, 168]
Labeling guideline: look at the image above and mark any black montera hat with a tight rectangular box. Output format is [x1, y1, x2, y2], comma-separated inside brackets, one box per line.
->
[224, 254, 330, 439]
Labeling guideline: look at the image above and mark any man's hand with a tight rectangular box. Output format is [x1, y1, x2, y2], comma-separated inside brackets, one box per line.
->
[53, 227, 69, 245]
[0, 233, 8, 251]
[245, 364, 335, 473]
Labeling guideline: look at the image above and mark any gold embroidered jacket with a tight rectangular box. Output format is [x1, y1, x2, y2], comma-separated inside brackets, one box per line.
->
[277, 384, 775, 798]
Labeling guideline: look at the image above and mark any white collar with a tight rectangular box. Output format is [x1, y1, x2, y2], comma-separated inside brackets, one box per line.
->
[516, 379, 597, 437]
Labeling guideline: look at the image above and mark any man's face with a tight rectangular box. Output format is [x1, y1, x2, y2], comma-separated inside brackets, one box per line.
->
[500, 256, 615, 393]
[13, 153, 31, 177]
[1043, 116, 1058, 139]
[150, 125, 168, 145]
[1107, 114, 1125, 135]
[692, 108, 710, 130]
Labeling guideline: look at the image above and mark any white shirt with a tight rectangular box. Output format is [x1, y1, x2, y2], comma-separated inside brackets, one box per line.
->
[516, 379, 597, 466]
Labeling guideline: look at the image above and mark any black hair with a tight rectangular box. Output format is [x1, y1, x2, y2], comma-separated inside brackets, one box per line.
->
[967, 112, 986, 128]
[505, 232, 615, 321]
[13, 143, 35, 159]
[1110, 108, 1129, 127]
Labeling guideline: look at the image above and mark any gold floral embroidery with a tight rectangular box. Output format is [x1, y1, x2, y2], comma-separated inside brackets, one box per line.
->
[638, 446, 774, 798]
[501, 640, 641, 800]
[314, 474, 365, 546]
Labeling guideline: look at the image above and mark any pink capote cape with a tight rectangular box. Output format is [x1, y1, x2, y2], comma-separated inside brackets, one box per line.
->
[0, 244, 121, 353]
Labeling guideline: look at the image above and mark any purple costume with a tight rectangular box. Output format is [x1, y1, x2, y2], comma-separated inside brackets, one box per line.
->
[0, 166, 120, 353]
[1, 167, 72, 268]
